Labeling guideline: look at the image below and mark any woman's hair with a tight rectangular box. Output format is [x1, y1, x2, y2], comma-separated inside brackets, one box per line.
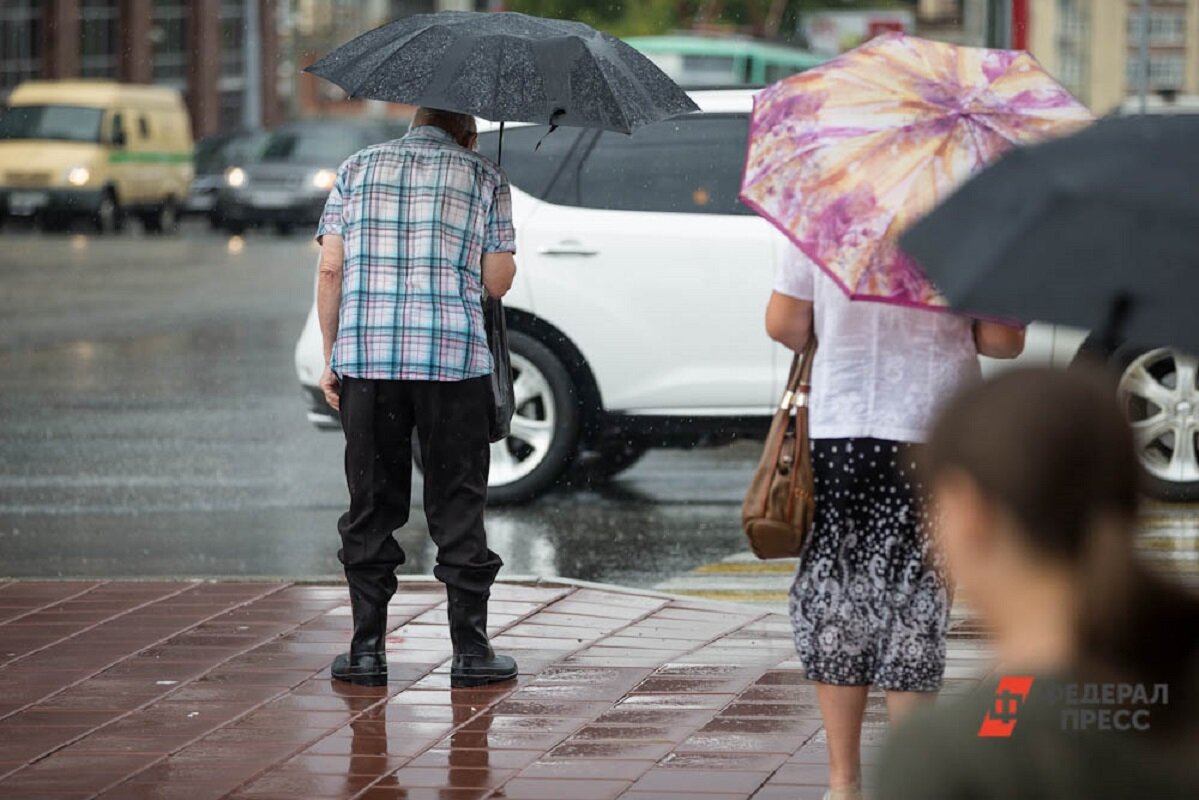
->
[925, 367, 1198, 726]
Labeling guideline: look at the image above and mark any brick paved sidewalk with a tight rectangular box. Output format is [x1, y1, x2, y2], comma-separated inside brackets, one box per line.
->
[0, 580, 989, 800]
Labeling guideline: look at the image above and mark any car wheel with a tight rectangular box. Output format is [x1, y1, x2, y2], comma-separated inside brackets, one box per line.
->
[91, 190, 122, 234]
[411, 331, 580, 505]
[1114, 346, 1199, 501]
[223, 220, 248, 236]
[569, 441, 648, 487]
[274, 222, 295, 236]
[144, 198, 179, 235]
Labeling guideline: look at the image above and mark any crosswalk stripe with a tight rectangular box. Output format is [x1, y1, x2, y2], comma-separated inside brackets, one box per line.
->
[659, 515, 1198, 608]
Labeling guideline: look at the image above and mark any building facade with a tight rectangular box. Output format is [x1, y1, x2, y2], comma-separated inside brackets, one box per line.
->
[0, 0, 283, 138]
[1026, 0, 1199, 113]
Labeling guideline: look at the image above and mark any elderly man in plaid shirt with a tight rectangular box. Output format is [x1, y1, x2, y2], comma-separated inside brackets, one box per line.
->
[315, 108, 518, 688]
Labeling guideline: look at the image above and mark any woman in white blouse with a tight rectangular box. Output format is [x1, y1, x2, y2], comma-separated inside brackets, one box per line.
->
[765, 246, 1025, 800]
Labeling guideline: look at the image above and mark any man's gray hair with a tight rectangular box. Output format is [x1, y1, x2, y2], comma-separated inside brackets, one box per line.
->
[412, 107, 476, 141]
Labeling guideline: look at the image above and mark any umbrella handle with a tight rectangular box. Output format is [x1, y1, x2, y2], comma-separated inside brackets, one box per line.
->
[497, 120, 504, 167]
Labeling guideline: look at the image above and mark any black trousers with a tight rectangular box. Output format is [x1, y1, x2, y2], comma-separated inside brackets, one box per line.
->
[337, 375, 501, 608]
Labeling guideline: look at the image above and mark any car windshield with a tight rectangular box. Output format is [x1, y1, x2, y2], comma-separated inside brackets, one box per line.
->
[195, 132, 268, 173]
[260, 130, 359, 163]
[0, 105, 105, 143]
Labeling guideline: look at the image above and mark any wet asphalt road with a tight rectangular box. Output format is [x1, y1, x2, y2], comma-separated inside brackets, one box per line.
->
[0, 224, 754, 587]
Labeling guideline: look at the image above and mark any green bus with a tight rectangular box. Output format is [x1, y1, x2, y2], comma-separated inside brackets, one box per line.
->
[625, 35, 827, 87]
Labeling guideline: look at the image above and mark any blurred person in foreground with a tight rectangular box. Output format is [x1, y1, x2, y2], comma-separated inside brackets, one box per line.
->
[876, 368, 1199, 799]
[315, 107, 518, 688]
[766, 246, 1026, 800]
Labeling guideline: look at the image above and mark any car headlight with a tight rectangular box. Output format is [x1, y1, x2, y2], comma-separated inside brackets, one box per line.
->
[225, 167, 248, 188]
[66, 166, 90, 187]
[311, 169, 336, 191]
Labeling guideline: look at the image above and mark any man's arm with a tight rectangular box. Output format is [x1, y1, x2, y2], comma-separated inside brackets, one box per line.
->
[482, 252, 516, 298]
[317, 233, 344, 410]
[482, 177, 517, 298]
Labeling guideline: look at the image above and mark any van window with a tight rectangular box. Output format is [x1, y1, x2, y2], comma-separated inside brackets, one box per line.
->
[138, 115, 151, 139]
[572, 115, 752, 216]
[111, 112, 127, 146]
[0, 105, 105, 143]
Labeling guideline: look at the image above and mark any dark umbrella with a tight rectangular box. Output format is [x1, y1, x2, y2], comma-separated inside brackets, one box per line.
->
[900, 114, 1199, 354]
[303, 10, 698, 138]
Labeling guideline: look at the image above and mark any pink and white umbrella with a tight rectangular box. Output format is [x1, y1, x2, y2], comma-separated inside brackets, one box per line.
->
[740, 32, 1093, 310]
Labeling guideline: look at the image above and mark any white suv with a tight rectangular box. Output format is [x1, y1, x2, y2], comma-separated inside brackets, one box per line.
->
[295, 90, 1199, 504]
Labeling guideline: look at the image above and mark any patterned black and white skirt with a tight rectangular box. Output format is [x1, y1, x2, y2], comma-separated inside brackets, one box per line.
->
[789, 438, 950, 692]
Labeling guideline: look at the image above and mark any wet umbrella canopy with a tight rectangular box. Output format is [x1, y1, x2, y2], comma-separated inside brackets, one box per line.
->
[304, 11, 698, 134]
[900, 114, 1199, 354]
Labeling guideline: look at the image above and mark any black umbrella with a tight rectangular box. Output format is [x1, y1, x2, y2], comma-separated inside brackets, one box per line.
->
[900, 114, 1199, 354]
[304, 10, 698, 139]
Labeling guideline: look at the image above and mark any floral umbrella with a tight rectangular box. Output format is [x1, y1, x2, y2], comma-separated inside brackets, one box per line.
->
[740, 32, 1093, 310]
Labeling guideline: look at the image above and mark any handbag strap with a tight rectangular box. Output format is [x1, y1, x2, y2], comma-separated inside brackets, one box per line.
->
[780, 337, 817, 411]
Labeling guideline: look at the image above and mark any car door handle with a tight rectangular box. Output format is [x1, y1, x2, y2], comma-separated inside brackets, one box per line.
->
[537, 241, 598, 257]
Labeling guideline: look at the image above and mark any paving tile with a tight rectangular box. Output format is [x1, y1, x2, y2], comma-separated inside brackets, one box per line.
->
[751, 786, 827, 800]
[658, 751, 788, 771]
[406, 747, 542, 770]
[495, 777, 631, 799]
[767, 762, 830, 785]
[356, 789, 489, 800]
[546, 741, 676, 761]
[518, 758, 656, 781]
[631, 768, 770, 794]
[388, 766, 516, 788]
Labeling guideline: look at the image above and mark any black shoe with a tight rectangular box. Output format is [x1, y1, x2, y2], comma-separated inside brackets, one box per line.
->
[332, 588, 388, 687]
[447, 587, 518, 688]
[331, 650, 388, 687]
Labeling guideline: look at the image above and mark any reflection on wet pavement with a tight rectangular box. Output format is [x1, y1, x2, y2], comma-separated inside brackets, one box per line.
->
[0, 579, 859, 799]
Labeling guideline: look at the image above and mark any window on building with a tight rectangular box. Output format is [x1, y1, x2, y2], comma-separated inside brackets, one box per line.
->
[219, 0, 246, 81]
[1055, 0, 1090, 101]
[0, 1, 42, 96]
[1127, 54, 1186, 90]
[151, 0, 188, 85]
[80, 0, 120, 78]
[1128, 10, 1187, 47]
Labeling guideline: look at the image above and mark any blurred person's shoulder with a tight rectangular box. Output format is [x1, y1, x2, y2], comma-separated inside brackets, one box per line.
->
[874, 674, 1199, 800]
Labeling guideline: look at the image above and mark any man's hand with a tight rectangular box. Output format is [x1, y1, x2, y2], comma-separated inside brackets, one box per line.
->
[320, 366, 341, 412]
[482, 252, 516, 298]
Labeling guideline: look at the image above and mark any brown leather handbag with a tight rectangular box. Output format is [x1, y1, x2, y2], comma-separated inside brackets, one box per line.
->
[741, 338, 817, 559]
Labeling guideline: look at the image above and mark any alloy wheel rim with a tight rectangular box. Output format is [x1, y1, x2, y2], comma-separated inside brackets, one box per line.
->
[490, 352, 555, 487]
[1118, 347, 1199, 484]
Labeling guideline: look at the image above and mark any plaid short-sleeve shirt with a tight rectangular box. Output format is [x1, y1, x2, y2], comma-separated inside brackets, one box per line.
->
[316, 125, 516, 382]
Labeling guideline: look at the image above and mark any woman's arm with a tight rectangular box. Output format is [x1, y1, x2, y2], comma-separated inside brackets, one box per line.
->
[765, 291, 814, 353]
[974, 320, 1026, 359]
